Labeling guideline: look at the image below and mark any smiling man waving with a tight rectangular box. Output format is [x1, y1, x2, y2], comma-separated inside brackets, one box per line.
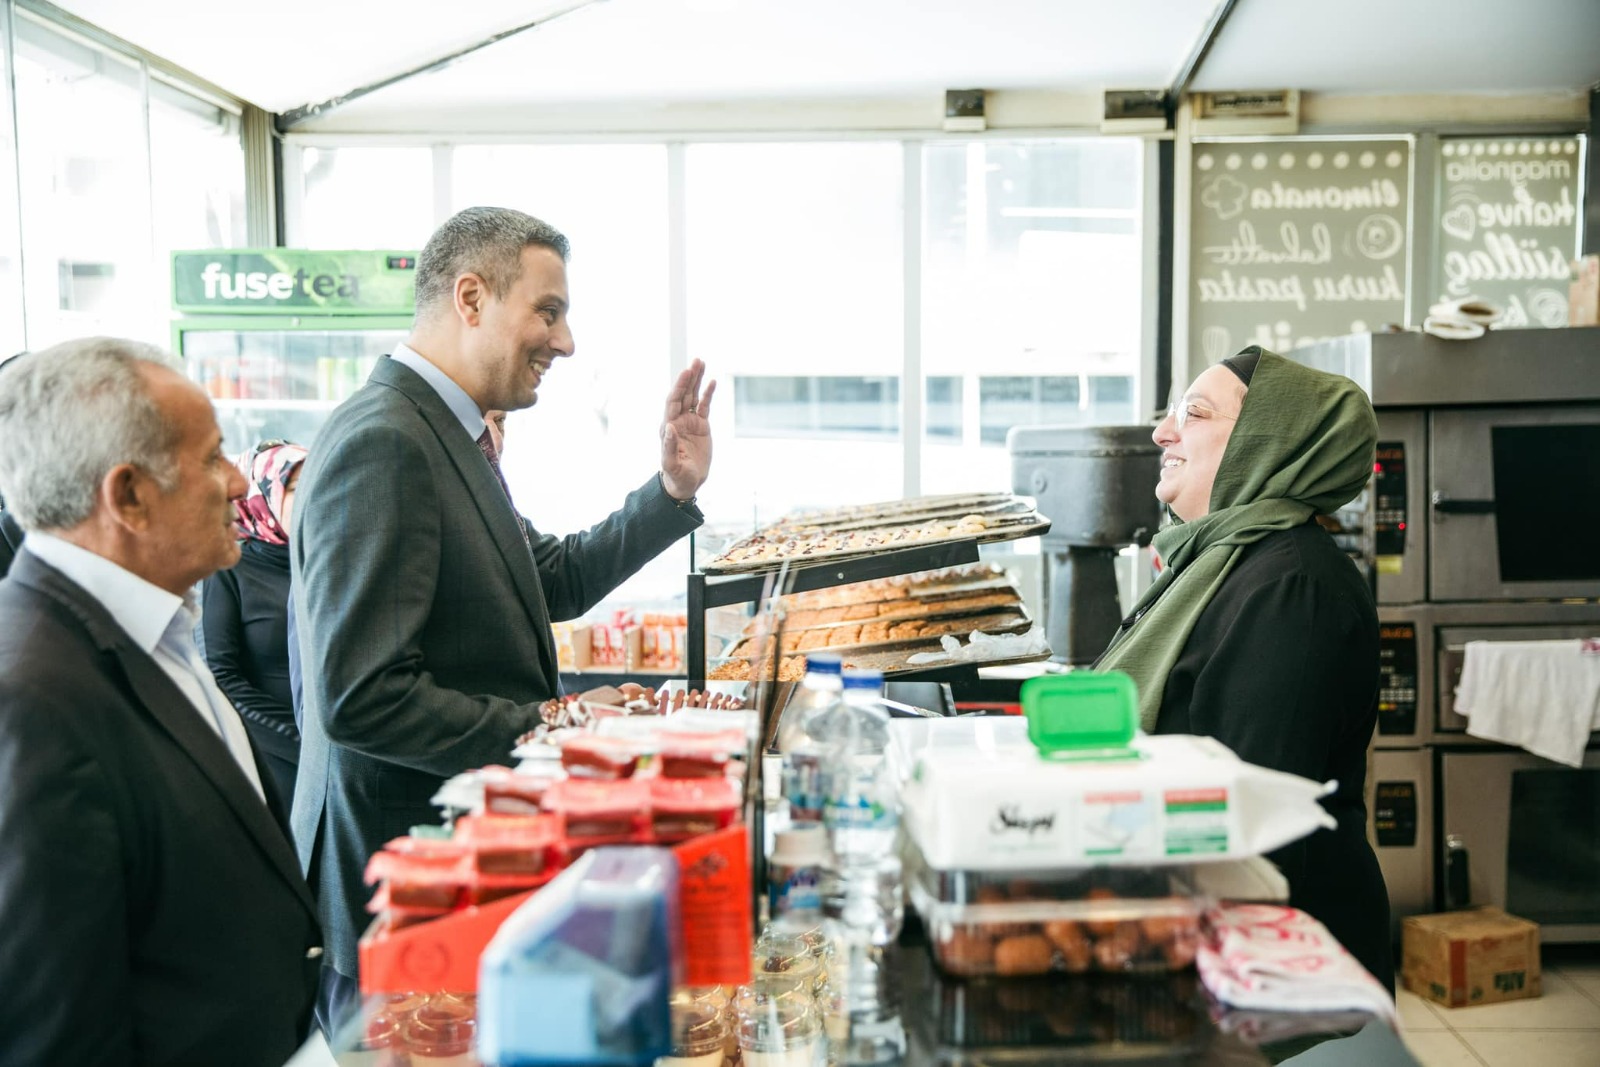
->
[289, 207, 714, 1031]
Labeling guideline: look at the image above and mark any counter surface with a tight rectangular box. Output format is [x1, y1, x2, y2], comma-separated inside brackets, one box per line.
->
[329, 916, 1418, 1066]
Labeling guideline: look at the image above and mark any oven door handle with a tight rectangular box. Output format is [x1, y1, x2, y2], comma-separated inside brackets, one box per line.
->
[1431, 491, 1496, 515]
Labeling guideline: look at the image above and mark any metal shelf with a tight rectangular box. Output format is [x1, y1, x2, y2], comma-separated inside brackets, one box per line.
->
[685, 538, 984, 688]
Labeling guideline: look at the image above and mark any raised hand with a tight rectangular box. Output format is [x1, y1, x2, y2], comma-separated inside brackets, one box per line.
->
[660, 358, 715, 501]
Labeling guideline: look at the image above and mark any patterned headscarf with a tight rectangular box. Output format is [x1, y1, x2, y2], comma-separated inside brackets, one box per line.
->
[233, 440, 309, 545]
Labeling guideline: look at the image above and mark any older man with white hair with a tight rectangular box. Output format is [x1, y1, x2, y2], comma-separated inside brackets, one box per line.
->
[0, 337, 323, 1066]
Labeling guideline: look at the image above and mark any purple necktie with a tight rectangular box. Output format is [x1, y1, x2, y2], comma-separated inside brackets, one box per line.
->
[477, 427, 531, 551]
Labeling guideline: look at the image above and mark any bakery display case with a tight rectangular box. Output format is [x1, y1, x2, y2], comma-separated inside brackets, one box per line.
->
[686, 493, 1054, 689]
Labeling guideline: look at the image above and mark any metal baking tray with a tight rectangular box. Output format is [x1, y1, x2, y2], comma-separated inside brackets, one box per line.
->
[743, 584, 1025, 638]
[724, 607, 1033, 662]
[704, 518, 1052, 575]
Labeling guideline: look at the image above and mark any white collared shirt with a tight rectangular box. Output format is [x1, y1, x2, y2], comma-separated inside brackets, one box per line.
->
[390, 342, 488, 442]
[23, 533, 266, 802]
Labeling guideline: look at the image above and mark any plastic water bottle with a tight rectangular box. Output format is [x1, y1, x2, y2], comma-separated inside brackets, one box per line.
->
[821, 669, 902, 946]
[776, 653, 843, 824]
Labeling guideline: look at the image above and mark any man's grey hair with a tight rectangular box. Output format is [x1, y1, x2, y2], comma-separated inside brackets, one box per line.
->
[0, 337, 183, 532]
[413, 206, 570, 324]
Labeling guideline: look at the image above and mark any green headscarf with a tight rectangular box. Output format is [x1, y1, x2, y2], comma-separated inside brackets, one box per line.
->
[1096, 347, 1377, 731]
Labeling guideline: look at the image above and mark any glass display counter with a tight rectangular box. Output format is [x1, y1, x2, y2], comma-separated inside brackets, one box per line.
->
[322, 918, 1417, 1067]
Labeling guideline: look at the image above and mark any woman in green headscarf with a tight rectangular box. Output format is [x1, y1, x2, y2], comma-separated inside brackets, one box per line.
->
[1097, 346, 1392, 991]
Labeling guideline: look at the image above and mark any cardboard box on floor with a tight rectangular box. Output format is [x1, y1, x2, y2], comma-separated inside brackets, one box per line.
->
[1402, 906, 1541, 1008]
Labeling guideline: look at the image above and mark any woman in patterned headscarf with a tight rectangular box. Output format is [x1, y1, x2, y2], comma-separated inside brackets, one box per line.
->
[200, 440, 309, 828]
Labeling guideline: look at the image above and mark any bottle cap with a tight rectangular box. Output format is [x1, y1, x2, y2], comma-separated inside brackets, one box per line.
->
[770, 823, 828, 865]
[804, 653, 843, 675]
[1021, 671, 1139, 758]
[841, 668, 883, 690]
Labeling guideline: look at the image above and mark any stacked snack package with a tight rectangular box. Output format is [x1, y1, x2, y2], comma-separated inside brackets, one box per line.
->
[551, 621, 590, 672]
[640, 612, 689, 672]
[358, 689, 759, 1064]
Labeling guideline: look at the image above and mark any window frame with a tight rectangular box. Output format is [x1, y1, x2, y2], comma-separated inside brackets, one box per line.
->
[281, 131, 1157, 497]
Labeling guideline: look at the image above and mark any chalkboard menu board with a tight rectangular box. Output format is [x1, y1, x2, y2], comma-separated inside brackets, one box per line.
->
[1431, 135, 1585, 328]
[1190, 138, 1412, 365]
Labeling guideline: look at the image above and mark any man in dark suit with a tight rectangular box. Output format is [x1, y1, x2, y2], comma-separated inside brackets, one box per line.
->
[0, 337, 323, 1065]
[291, 206, 715, 1027]
[0, 507, 20, 577]
[0, 351, 28, 577]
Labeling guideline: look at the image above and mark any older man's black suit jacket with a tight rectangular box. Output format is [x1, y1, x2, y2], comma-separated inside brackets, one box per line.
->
[0, 551, 323, 1066]
[0, 508, 22, 577]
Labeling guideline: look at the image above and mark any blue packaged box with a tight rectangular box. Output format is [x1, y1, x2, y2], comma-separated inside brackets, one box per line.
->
[478, 847, 681, 1066]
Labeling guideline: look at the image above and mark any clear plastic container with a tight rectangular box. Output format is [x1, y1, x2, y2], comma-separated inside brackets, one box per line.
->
[659, 987, 730, 1066]
[907, 847, 1203, 977]
[750, 934, 823, 1000]
[734, 986, 826, 1067]
[401, 999, 477, 1065]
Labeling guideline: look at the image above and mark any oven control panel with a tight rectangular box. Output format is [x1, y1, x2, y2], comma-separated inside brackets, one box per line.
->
[1373, 440, 1407, 558]
[1377, 621, 1419, 736]
[1372, 780, 1419, 848]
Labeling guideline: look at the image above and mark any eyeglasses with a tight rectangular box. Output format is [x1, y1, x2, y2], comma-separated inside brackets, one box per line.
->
[1163, 400, 1237, 431]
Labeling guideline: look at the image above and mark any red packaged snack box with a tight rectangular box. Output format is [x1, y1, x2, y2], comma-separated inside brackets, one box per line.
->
[655, 737, 734, 780]
[559, 734, 641, 780]
[541, 777, 651, 844]
[452, 813, 566, 876]
[468, 868, 562, 906]
[363, 849, 470, 914]
[648, 776, 742, 844]
[482, 766, 562, 815]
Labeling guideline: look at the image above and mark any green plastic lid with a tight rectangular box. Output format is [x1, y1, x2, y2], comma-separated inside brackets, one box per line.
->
[1021, 672, 1139, 758]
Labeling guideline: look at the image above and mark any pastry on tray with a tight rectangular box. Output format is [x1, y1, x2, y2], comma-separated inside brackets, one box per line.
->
[706, 495, 1047, 572]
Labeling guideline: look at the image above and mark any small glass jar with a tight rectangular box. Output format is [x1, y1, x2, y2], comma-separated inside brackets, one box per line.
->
[811, 973, 850, 1047]
[751, 935, 823, 1000]
[735, 986, 825, 1067]
[659, 988, 730, 1066]
[347, 1008, 408, 1067]
[689, 986, 738, 1064]
[400, 999, 477, 1066]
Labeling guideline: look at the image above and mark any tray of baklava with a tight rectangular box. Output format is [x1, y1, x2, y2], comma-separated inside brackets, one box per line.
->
[703, 492, 1051, 574]
[714, 563, 1031, 666]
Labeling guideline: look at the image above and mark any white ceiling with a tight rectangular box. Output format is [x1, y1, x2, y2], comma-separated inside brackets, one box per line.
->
[1191, 0, 1600, 94]
[50, 0, 1600, 129]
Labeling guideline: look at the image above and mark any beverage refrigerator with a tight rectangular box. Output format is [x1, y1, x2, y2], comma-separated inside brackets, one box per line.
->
[169, 249, 418, 455]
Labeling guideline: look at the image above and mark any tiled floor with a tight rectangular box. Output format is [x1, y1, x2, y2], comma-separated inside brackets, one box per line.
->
[1399, 947, 1600, 1067]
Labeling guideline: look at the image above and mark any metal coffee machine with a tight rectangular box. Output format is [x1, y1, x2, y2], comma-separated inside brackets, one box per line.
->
[1008, 425, 1162, 665]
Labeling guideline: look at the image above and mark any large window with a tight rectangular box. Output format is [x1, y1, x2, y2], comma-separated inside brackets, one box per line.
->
[13, 16, 150, 349]
[286, 136, 1149, 607]
[921, 139, 1143, 493]
[451, 143, 675, 602]
[3, 9, 247, 352]
[686, 141, 906, 526]
[298, 146, 436, 251]
[150, 78, 247, 321]
[0, 8, 22, 357]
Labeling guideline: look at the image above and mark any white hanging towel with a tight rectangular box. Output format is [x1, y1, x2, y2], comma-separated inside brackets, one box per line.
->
[1455, 639, 1600, 768]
